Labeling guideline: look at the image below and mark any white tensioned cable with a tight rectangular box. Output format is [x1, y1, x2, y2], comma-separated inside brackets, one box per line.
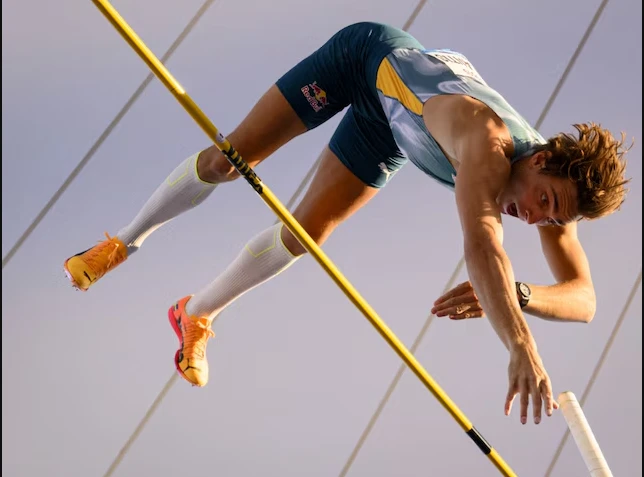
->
[544, 269, 642, 477]
[103, 0, 616, 473]
[101, 168, 318, 477]
[337, 0, 612, 475]
[1, 0, 219, 270]
[101, 2, 430, 476]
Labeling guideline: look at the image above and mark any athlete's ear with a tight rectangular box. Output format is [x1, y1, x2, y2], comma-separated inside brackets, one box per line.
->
[530, 150, 551, 169]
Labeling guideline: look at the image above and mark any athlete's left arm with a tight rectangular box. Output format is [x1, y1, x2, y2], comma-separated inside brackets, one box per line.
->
[522, 222, 596, 323]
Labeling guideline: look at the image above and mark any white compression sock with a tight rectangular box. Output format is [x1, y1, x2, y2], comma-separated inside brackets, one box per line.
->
[116, 152, 217, 253]
[186, 223, 300, 320]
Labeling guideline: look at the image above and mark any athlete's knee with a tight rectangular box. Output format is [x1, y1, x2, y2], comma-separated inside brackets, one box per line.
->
[196, 146, 241, 183]
[280, 219, 335, 257]
[280, 225, 310, 257]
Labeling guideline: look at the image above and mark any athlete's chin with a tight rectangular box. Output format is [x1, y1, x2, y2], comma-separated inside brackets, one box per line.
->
[498, 198, 512, 215]
[496, 194, 508, 211]
[496, 187, 514, 207]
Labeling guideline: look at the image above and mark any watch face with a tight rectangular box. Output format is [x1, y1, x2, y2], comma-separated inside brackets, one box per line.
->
[519, 283, 530, 296]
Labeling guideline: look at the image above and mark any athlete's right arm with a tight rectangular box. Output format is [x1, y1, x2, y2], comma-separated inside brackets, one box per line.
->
[452, 111, 556, 425]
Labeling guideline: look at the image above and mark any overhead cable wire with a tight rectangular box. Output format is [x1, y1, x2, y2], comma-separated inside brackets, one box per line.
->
[543, 269, 642, 477]
[337, 0, 611, 474]
[100, 2, 432, 475]
[1, 0, 219, 269]
[102, 373, 179, 477]
[103, 0, 612, 473]
[101, 154, 323, 477]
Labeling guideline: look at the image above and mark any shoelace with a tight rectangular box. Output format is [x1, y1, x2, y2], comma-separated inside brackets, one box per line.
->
[82, 232, 127, 279]
[183, 317, 215, 359]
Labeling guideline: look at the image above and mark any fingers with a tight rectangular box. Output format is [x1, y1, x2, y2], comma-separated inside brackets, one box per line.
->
[431, 281, 482, 318]
[531, 376, 557, 424]
[505, 383, 517, 417]
[431, 285, 482, 318]
[432, 301, 484, 319]
[506, 352, 556, 425]
[540, 379, 555, 417]
[449, 306, 484, 320]
[432, 281, 471, 307]
[508, 378, 556, 424]
[532, 382, 542, 424]
[519, 379, 529, 425]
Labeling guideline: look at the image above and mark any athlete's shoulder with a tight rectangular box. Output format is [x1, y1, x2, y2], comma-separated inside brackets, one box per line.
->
[424, 94, 513, 162]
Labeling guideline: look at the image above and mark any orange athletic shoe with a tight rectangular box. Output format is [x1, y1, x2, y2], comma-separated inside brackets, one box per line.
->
[64, 233, 128, 291]
[168, 296, 215, 387]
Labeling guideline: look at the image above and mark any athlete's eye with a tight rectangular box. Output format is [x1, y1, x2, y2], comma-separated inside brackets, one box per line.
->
[541, 193, 548, 205]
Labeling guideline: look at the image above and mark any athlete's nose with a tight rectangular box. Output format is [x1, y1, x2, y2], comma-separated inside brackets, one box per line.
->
[526, 209, 542, 225]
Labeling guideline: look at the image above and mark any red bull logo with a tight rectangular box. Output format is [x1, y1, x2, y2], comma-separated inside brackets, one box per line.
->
[301, 81, 328, 112]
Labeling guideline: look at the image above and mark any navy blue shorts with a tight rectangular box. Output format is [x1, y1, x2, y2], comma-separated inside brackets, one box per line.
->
[275, 22, 424, 188]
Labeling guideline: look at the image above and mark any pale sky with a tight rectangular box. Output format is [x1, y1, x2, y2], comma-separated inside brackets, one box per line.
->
[2, 0, 642, 476]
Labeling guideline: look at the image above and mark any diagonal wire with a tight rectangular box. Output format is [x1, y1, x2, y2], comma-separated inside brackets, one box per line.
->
[261, 0, 430, 222]
[534, 0, 610, 130]
[1, 0, 218, 270]
[543, 269, 642, 477]
[102, 373, 179, 477]
[100, 160, 318, 477]
[2, 0, 431, 271]
[401, 0, 428, 30]
[99, 2, 432, 475]
[338, 256, 465, 477]
[99, 0, 612, 473]
[337, 0, 610, 475]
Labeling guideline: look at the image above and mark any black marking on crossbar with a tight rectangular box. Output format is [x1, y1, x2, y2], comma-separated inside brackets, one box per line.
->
[223, 146, 263, 194]
[466, 427, 492, 455]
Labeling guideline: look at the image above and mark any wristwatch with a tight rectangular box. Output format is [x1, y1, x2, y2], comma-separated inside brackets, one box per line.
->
[516, 282, 531, 309]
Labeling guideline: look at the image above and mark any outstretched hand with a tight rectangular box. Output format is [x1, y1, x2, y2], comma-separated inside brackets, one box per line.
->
[431, 280, 485, 319]
[506, 343, 559, 424]
[434, 282, 559, 424]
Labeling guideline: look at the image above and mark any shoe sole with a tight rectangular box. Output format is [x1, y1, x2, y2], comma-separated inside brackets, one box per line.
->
[168, 306, 200, 386]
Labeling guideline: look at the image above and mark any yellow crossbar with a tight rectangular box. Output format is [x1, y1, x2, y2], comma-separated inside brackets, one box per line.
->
[91, 1, 517, 474]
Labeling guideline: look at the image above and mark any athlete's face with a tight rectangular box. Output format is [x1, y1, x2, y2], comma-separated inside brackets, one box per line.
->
[498, 151, 580, 226]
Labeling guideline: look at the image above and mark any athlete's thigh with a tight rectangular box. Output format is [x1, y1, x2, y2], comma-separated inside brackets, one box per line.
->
[199, 28, 364, 181]
[281, 146, 380, 255]
[221, 84, 308, 167]
[329, 107, 407, 188]
[281, 104, 408, 253]
[231, 31, 359, 168]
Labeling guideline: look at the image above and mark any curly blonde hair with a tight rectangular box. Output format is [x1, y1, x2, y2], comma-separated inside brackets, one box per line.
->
[537, 123, 631, 219]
